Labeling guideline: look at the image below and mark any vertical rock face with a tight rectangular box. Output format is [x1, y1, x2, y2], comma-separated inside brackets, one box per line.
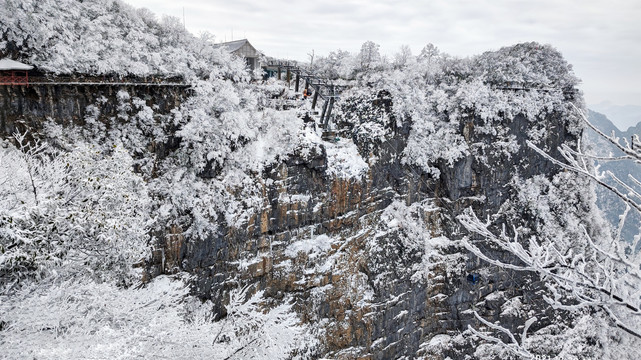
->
[0, 83, 184, 137]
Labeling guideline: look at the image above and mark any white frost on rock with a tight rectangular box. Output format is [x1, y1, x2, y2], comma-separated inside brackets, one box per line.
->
[325, 138, 369, 179]
[285, 234, 333, 258]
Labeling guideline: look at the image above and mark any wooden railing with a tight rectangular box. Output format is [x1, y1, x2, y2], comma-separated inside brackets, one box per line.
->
[0, 72, 29, 86]
[263, 62, 349, 129]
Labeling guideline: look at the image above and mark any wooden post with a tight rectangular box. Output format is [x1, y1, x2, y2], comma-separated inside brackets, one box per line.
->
[311, 87, 319, 110]
[324, 97, 335, 129]
[320, 99, 329, 125]
[278, 67, 281, 80]
[286, 68, 291, 87]
[295, 72, 300, 92]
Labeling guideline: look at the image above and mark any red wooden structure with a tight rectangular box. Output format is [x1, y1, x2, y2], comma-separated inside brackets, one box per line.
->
[0, 70, 30, 85]
[0, 59, 33, 86]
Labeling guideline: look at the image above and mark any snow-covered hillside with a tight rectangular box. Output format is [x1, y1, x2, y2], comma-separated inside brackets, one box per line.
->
[1, 2, 639, 359]
[0, 0, 247, 79]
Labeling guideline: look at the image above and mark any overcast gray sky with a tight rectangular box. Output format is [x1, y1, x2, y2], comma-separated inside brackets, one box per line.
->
[125, 0, 640, 109]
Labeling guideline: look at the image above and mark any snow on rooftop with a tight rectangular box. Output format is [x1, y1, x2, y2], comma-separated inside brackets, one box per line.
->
[0, 58, 33, 71]
[214, 39, 251, 53]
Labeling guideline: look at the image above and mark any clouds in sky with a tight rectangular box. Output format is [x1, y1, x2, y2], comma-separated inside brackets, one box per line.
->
[125, 0, 641, 106]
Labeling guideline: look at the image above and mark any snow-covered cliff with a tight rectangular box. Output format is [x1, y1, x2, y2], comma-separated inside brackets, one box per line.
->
[1, 2, 632, 359]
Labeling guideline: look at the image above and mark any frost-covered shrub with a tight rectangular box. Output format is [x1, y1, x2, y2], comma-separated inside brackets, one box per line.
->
[0, 276, 311, 359]
[500, 171, 609, 256]
[324, 138, 369, 179]
[0, 135, 150, 287]
[402, 106, 469, 177]
[175, 79, 303, 174]
[150, 76, 305, 238]
[366, 199, 465, 286]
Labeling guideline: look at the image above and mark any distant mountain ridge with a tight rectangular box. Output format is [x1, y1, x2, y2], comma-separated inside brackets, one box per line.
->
[589, 108, 641, 139]
[590, 102, 641, 132]
[588, 109, 619, 136]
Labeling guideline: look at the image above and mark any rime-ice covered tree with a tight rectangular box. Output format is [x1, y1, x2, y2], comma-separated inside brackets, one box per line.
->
[314, 49, 354, 80]
[359, 40, 382, 71]
[393, 44, 414, 69]
[0, 132, 150, 288]
[0, 275, 310, 359]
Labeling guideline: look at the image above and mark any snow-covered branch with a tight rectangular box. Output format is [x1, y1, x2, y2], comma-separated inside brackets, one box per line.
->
[526, 139, 641, 214]
[572, 103, 641, 162]
[466, 311, 536, 359]
[459, 208, 641, 338]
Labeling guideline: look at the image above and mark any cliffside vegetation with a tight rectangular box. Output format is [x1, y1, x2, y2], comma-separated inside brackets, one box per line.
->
[1, 1, 638, 359]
